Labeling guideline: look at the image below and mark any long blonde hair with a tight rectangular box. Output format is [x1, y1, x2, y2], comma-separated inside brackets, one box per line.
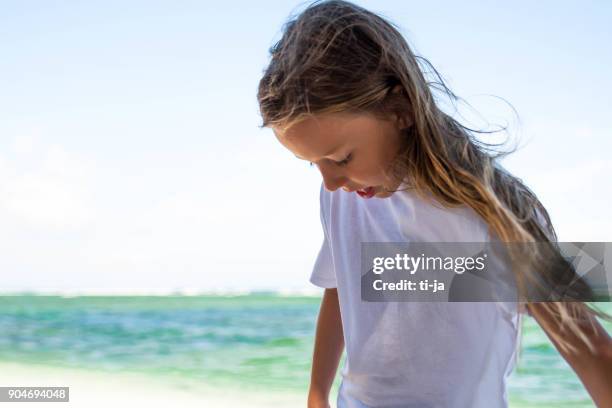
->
[257, 0, 610, 354]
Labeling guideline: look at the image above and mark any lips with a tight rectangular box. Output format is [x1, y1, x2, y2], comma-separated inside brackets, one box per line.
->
[356, 186, 376, 198]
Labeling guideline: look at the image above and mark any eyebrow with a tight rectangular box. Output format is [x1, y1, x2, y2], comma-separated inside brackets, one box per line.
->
[294, 144, 342, 162]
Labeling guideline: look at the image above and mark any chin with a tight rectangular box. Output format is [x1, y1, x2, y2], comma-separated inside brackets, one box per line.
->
[375, 190, 394, 198]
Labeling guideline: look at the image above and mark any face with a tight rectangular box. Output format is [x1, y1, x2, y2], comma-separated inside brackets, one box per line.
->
[272, 111, 409, 199]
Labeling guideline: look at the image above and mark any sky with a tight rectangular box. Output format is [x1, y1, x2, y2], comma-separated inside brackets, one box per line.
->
[1, 1, 610, 293]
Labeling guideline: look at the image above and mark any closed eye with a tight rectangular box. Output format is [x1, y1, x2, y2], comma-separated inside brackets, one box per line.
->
[308, 152, 353, 167]
[334, 152, 353, 167]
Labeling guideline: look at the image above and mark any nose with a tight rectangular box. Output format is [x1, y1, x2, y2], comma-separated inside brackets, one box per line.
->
[319, 165, 347, 192]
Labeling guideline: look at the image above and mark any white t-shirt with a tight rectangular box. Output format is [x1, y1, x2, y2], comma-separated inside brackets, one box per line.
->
[310, 182, 524, 408]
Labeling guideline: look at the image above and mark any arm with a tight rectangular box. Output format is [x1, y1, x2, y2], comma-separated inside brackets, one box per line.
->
[526, 303, 612, 407]
[308, 288, 345, 408]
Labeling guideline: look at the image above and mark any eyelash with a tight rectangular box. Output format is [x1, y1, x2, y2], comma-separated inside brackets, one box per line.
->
[310, 153, 353, 167]
[336, 152, 353, 167]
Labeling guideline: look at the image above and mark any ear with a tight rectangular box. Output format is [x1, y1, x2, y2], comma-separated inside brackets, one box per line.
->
[390, 84, 403, 95]
[397, 115, 413, 130]
[391, 112, 413, 130]
[389, 86, 413, 130]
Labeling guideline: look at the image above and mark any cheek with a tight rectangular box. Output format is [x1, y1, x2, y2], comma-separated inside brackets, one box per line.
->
[356, 140, 400, 183]
[372, 145, 395, 173]
[349, 157, 388, 185]
[377, 131, 403, 171]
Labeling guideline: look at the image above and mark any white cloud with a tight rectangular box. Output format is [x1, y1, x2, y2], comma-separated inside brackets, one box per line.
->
[0, 140, 95, 231]
[0, 133, 323, 292]
[11, 133, 36, 155]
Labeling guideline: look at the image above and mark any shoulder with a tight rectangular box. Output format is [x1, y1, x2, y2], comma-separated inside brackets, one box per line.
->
[318, 182, 331, 221]
[318, 181, 329, 207]
[320, 183, 490, 242]
[398, 188, 490, 242]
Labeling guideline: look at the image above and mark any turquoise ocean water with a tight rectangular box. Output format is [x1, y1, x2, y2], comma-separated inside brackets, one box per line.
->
[0, 295, 610, 407]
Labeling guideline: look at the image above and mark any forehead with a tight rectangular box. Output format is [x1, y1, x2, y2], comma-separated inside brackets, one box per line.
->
[272, 113, 378, 158]
[275, 114, 353, 139]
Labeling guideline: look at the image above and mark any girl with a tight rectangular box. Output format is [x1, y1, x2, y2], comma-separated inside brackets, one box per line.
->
[257, 1, 612, 407]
